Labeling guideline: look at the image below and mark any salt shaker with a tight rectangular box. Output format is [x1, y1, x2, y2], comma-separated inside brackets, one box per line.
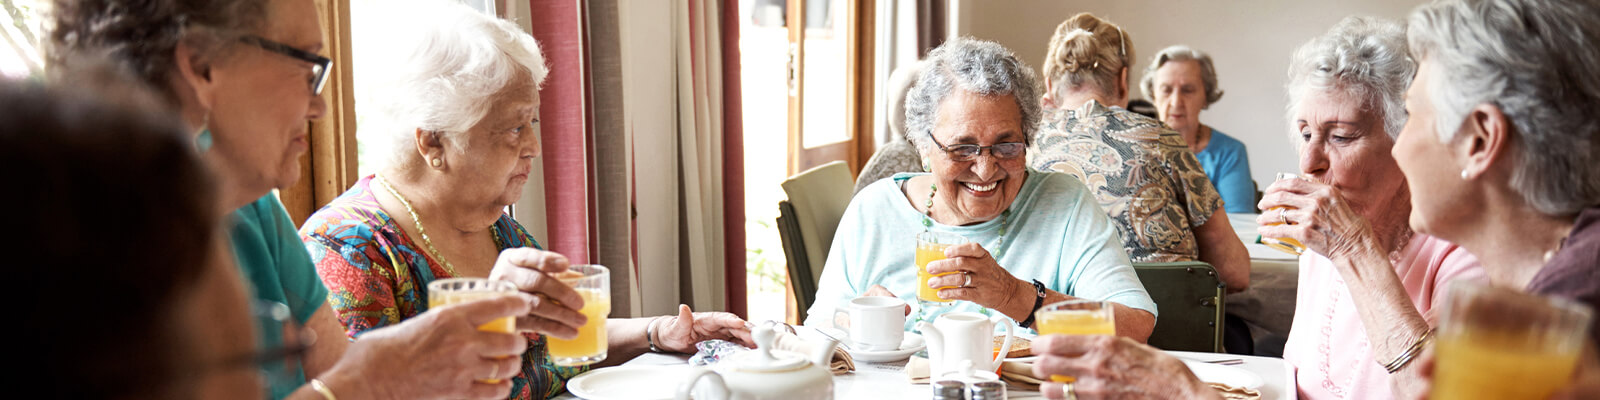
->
[969, 381, 1006, 400]
[932, 380, 967, 400]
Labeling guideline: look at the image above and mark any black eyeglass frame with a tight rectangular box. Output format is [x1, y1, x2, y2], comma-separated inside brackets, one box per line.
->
[240, 35, 332, 96]
[927, 133, 1027, 162]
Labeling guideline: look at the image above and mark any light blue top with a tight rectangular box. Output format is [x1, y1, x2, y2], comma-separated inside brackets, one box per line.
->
[804, 171, 1157, 331]
[1196, 128, 1255, 213]
[231, 194, 327, 399]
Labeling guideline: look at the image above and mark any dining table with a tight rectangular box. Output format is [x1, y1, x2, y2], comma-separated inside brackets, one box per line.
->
[553, 338, 1298, 400]
[1224, 213, 1301, 356]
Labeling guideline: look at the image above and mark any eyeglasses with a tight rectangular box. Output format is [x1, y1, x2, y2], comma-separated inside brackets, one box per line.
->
[929, 133, 1026, 162]
[240, 35, 333, 96]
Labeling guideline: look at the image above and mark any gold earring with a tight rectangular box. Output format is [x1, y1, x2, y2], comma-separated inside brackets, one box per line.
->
[430, 158, 443, 168]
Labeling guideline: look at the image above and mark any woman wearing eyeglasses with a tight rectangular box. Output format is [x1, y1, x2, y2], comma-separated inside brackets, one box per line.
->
[49, 0, 547, 399]
[1030, 13, 1251, 295]
[804, 38, 1157, 339]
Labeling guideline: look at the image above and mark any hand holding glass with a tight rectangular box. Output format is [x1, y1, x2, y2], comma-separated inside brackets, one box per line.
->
[1260, 172, 1307, 255]
[428, 278, 518, 384]
[1035, 300, 1116, 383]
[1431, 281, 1592, 400]
[916, 232, 970, 303]
[546, 264, 611, 366]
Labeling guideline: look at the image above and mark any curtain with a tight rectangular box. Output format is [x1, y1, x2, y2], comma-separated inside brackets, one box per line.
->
[674, 0, 728, 313]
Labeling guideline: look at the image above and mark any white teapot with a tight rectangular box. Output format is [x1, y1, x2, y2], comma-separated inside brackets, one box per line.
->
[675, 324, 837, 400]
[917, 311, 1014, 379]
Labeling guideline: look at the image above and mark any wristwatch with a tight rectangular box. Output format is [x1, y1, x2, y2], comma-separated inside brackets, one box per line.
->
[1018, 279, 1048, 328]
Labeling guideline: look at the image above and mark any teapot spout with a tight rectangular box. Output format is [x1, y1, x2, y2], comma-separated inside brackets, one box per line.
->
[915, 321, 943, 366]
[811, 336, 839, 368]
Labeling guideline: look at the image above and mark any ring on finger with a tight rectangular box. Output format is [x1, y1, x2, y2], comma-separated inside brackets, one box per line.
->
[1063, 382, 1076, 400]
[488, 362, 499, 381]
[1279, 207, 1290, 225]
[962, 272, 973, 288]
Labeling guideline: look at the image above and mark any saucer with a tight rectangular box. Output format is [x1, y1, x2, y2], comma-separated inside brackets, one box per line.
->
[847, 332, 926, 363]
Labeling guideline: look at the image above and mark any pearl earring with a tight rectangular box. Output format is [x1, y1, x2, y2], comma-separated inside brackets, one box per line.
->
[430, 158, 443, 168]
[1460, 170, 1468, 179]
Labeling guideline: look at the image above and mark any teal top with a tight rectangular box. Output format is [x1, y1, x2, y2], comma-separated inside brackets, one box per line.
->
[231, 194, 328, 399]
[804, 171, 1157, 331]
[1195, 129, 1255, 213]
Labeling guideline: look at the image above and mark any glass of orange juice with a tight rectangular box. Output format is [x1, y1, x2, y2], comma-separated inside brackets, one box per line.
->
[428, 278, 518, 383]
[916, 232, 970, 303]
[1260, 172, 1307, 255]
[1432, 281, 1592, 400]
[547, 264, 611, 366]
[1035, 300, 1116, 382]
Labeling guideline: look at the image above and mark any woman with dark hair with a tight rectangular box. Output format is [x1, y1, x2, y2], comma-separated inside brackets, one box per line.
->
[48, 0, 547, 399]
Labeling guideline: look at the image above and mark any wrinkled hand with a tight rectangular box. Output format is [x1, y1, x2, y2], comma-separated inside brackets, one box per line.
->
[334, 295, 532, 400]
[862, 285, 912, 315]
[1256, 177, 1378, 261]
[656, 304, 756, 353]
[1396, 346, 1435, 400]
[1032, 334, 1218, 400]
[487, 247, 587, 339]
[926, 243, 1027, 311]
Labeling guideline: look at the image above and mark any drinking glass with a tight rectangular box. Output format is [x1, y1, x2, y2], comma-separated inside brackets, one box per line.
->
[428, 278, 518, 383]
[1432, 281, 1592, 400]
[1035, 300, 1116, 383]
[1260, 172, 1307, 255]
[916, 232, 970, 303]
[546, 264, 611, 366]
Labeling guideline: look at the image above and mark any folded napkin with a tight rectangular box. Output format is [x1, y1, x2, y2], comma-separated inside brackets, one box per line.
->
[999, 360, 1043, 391]
[1209, 383, 1261, 400]
[772, 329, 855, 374]
[906, 356, 931, 383]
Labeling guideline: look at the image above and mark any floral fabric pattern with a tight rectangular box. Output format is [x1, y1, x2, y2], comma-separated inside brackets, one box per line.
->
[300, 175, 586, 399]
[1030, 100, 1223, 263]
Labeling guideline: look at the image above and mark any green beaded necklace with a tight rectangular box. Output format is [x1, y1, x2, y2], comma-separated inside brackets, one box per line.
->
[922, 182, 1012, 258]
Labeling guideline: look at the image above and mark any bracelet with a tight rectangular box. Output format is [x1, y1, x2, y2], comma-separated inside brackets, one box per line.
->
[309, 379, 338, 400]
[1017, 280, 1048, 328]
[646, 316, 667, 353]
[1383, 328, 1435, 374]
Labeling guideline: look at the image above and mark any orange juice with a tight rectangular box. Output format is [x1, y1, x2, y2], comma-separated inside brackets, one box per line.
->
[1431, 332, 1581, 400]
[429, 291, 515, 383]
[1261, 207, 1307, 255]
[916, 245, 955, 302]
[547, 288, 610, 364]
[1035, 304, 1116, 383]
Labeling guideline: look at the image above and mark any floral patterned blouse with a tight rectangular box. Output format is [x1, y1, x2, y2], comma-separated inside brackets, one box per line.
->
[299, 175, 586, 399]
[1030, 100, 1224, 263]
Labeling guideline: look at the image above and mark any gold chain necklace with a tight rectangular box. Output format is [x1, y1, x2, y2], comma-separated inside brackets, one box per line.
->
[374, 173, 462, 277]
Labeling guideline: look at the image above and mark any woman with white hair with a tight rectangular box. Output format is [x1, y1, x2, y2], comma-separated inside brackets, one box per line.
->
[1141, 45, 1255, 213]
[299, 2, 753, 398]
[1025, 16, 1484, 400]
[1393, 0, 1600, 396]
[806, 37, 1157, 339]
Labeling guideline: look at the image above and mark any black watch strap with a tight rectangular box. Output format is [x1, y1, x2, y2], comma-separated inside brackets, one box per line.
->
[1018, 279, 1048, 328]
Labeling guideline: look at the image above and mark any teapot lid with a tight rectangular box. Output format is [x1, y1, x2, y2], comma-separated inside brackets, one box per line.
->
[732, 324, 810, 372]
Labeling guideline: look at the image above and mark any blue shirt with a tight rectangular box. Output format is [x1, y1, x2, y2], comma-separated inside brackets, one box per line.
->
[1196, 128, 1255, 213]
[805, 171, 1157, 331]
[231, 194, 328, 399]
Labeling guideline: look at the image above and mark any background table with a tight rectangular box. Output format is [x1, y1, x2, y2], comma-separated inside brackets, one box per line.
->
[1225, 213, 1300, 356]
[555, 350, 1296, 399]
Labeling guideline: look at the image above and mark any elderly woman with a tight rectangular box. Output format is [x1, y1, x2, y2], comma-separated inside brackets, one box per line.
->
[805, 37, 1157, 338]
[298, 3, 752, 399]
[1031, 13, 1249, 293]
[49, 0, 546, 399]
[1393, 0, 1600, 396]
[1141, 45, 1255, 213]
[1025, 17, 1486, 400]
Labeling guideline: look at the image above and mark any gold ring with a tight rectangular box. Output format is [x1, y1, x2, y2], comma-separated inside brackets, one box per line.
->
[1063, 382, 1077, 400]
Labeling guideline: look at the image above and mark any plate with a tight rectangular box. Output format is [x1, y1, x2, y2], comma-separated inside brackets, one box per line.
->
[1183, 361, 1265, 390]
[566, 365, 694, 400]
[847, 332, 927, 363]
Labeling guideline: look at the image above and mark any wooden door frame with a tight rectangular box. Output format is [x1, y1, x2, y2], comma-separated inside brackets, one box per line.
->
[786, 0, 875, 178]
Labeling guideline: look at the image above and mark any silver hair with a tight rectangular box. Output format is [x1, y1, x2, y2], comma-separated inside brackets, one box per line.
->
[1407, 0, 1600, 216]
[905, 37, 1042, 155]
[359, 0, 549, 170]
[1140, 45, 1225, 108]
[1285, 16, 1414, 141]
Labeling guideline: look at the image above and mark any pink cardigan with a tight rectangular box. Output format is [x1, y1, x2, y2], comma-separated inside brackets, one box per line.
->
[1281, 234, 1484, 399]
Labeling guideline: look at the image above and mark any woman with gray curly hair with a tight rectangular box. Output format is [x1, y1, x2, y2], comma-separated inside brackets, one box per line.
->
[1141, 45, 1256, 213]
[806, 37, 1157, 339]
[1394, 0, 1600, 396]
[299, 2, 753, 398]
[1027, 16, 1483, 400]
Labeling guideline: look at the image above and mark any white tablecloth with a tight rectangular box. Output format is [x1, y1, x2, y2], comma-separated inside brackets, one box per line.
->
[1225, 213, 1301, 355]
[555, 350, 1296, 400]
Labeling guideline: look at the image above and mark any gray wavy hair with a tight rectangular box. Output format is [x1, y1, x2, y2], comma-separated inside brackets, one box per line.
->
[360, 0, 549, 170]
[905, 37, 1042, 154]
[1408, 0, 1600, 216]
[1140, 45, 1225, 108]
[1286, 16, 1415, 142]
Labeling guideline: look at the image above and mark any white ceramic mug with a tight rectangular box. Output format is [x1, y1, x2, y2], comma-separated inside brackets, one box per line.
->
[846, 296, 907, 351]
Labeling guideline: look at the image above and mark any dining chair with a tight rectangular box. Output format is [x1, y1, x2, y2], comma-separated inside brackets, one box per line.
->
[1133, 261, 1227, 353]
[777, 161, 854, 322]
